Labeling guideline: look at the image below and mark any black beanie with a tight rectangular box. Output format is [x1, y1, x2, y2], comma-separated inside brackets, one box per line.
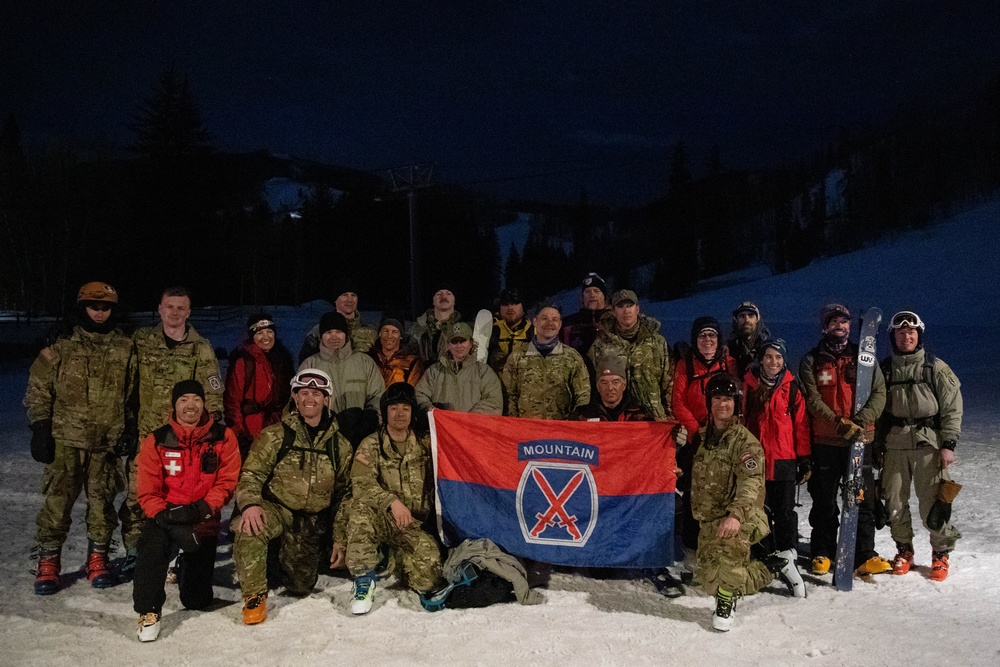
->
[690, 316, 722, 347]
[320, 311, 349, 334]
[172, 379, 205, 406]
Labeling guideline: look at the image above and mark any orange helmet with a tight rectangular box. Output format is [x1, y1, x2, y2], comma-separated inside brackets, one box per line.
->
[77, 281, 119, 304]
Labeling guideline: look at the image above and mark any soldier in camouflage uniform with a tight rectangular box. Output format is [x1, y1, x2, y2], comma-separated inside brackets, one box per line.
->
[297, 284, 378, 363]
[118, 286, 224, 581]
[502, 304, 590, 419]
[347, 383, 443, 614]
[588, 289, 674, 421]
[232, 369, 353, 625]
[410, 286, 464, 363]
[692, 374, 798, 631]
[25, 281, 138, 594]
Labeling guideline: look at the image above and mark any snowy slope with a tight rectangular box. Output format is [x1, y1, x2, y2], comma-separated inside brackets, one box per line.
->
[1, 202, 999, 665]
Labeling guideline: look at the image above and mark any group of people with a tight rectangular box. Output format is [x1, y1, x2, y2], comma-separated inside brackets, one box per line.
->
[24, 273, 963, 638]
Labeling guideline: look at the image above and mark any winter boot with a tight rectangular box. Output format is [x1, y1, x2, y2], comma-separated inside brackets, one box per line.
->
[351, 571, 377, 615]
[33, 548, 61, 596]
[242, 593, 267, 625]
[119, 547, 138, 584]
[136, 612, 160, 642]
[770, 549, 806, 598]
[892, 542, 914, 575]
[855, 555, 892, 576]
[712, 587, 737, 632]
[929, 551, 950, 582]
[811, 556, 831, 575]
[85, 541, 115, 589]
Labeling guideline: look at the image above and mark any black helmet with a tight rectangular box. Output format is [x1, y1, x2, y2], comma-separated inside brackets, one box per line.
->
[380, 382, 417, 422]
[704, 373, 742, 414]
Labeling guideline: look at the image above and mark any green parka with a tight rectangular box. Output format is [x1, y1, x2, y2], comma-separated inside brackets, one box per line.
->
[503, 340, 590, 419]
[879, 349, 962, 450]
[588, 313, 674, 420]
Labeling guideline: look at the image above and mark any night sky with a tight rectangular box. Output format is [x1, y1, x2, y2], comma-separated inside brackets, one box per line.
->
[4, 1, 1000, 206]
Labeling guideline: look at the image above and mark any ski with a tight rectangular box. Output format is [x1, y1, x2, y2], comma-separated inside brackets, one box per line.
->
[473, 309, 493, 363]
[833, 307, 882, 592]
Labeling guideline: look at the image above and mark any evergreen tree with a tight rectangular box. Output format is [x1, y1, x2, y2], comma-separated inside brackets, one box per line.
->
[131, 68, 213, 161]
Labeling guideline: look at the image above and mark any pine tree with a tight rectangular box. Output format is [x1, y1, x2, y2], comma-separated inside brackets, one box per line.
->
[131, 68, 213, 162]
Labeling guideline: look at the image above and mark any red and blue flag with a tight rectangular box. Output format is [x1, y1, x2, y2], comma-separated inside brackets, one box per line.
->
[430, 410, 678, 568]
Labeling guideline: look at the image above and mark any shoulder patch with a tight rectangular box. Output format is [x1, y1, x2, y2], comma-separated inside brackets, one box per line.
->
[207, 375, 223, 391]
[355, 453, 369, 466]
[740, 451, 758, 471]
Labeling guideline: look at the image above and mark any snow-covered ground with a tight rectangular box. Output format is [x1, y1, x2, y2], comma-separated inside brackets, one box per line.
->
[1, 202, 999, 665]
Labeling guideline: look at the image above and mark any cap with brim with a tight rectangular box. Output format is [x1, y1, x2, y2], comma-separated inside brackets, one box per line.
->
[732, 301, 760, 319]
[595, 356, 627, 380]
[449, 322, 473, 342]
[611, 289, 638, 307]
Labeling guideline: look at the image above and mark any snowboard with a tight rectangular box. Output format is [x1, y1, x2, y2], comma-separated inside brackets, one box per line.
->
[473, 309, 493, 363]
[833, 307, 882, 592]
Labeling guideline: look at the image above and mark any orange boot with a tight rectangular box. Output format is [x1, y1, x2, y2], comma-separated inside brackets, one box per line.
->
[243, 593, 267, 625]
[929, 551, 950, 581]
[892, 543, 914, 575]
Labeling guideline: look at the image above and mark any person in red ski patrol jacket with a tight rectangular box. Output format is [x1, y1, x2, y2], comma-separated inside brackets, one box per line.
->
[742, 339, 810, 597]
[224, 313, 294, 459]
[132, 379, 241, 642]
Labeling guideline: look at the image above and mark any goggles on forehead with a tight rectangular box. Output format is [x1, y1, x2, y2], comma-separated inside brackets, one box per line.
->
[290, 370, 333, 395]
[888, 311, 925, 331]
[249, 319, 275, 334]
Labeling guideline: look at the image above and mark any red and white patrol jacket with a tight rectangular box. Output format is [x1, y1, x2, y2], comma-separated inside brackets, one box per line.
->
[136, 416, 241, 522]
[742, 369, 811, 481]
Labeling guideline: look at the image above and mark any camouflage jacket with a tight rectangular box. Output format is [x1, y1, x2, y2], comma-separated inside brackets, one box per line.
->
[415, 349, 503, 415]
[133, 324, 223, 438]
[299, 341, 385, 413]
[410, 309, 463, 363]
[589, 313, 674, 421]
[691, 419, 769, 542]
[503, 340, 591, 419]
[24, 326, 138, 450]
[236, 411, 353, 544]
[351, 428, 434, 522]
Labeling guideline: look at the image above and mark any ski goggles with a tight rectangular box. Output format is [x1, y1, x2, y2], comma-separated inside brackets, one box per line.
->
[888, 310, 925, 331]
[290, 370, 333, 396]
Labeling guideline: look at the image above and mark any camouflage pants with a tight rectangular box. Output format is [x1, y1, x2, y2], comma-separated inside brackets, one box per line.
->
[883, 446, 962, 552]
[118, 454, 145, 551]
[346, 500, 442, 593]
[695, 518, 773, 597]
[36, 443, 124, 550]
[232, 499, 325, 597]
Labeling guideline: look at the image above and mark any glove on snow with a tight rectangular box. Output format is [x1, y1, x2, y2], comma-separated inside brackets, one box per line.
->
[30, 420, 56, 464]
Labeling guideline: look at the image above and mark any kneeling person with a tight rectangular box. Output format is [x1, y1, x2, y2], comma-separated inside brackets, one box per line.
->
[233, 369, 352, 625]
[132, 380, 241, 642]
[692, 374, 799, 632]
[347, 383, 443, 614]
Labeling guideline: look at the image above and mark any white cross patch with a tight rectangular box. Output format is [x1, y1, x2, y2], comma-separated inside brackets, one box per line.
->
[818, 370, 834, 385]
[164, 460, 182, 476]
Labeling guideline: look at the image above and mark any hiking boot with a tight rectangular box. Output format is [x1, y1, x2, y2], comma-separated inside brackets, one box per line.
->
[771, 549, 806, 598]
[351, 572, 377, 615]
[85, 542, 115, 589]
[855, 556, 892, 576]
[930, 551, 950, 581]
[33, 549, 61, 596]
[136, 612, 160, 642]
[811, 556, 831, 575]
[119, 547, 138, 584]
[892, 543, 914, 575]
[712, 587, 737, 632]
[242, 593, 267, 625]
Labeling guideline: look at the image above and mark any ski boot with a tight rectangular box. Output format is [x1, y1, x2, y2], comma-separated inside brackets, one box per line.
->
[242, 593, 267, 625]
[929, 551, 950, 581]
[136, 612, 160, 642]
[855, 555, 892, 576]
[33, 548, 61, 596]
[892, 542, 914, 575]
[811, 555, 831, 575]
[351, 571, 377, 615]
[85, 541, 116, 588]
[770, 549, 806, 598]
[419, 562, 479, 612]
[712, 587, 737, 632]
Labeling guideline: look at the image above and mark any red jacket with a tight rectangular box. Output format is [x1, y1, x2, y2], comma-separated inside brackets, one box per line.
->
[224, 343, 292, 440]
[136, 416, 241, 526]
[672, 350, 738, 435]
[742, 369, 811, 481]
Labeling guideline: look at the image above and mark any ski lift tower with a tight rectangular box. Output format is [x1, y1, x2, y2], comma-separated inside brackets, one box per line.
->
[387, 163, 435, 319]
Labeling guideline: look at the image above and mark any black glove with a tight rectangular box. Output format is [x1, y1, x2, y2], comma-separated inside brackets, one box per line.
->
[926, 500, 952, 531]
[796, 457, 813, 484]
[30, 420, 56, 464]
[113, 429, 139, 457]
[161, 500, 212, 525]
[155, 511, 201, 551]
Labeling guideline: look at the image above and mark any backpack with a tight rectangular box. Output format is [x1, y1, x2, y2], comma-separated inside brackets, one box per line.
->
[879, 351, 940, 430]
